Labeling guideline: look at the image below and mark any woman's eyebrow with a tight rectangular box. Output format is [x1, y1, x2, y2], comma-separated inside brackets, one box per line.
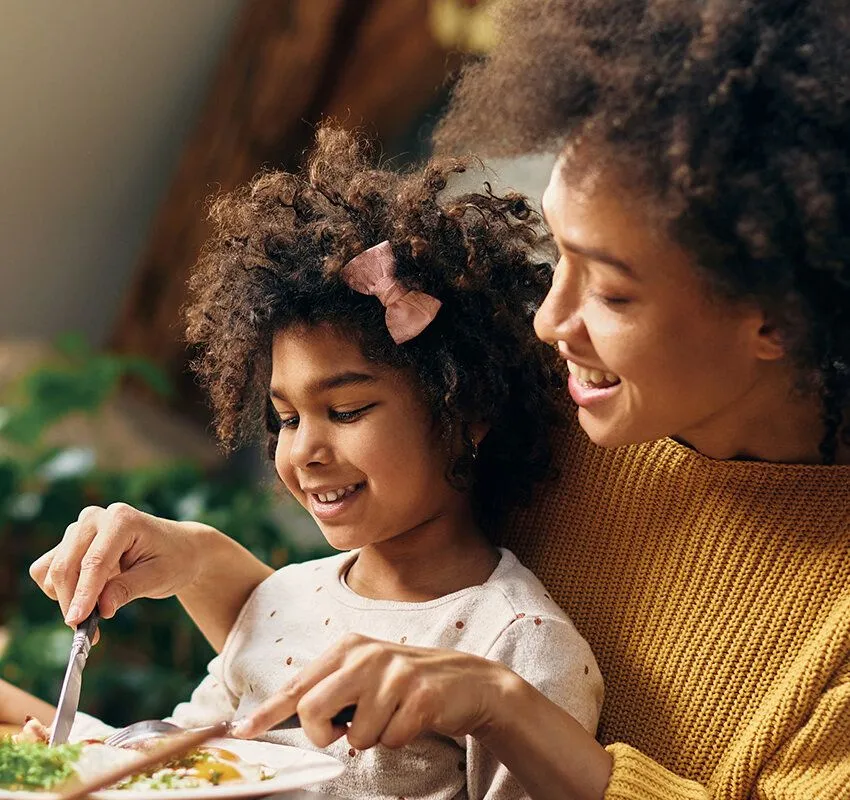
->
[541, 205, 638, 278]
[269, 371, 377, 400]
[559, 240, 639, 278]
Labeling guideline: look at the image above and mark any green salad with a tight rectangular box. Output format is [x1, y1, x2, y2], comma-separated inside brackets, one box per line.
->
[0, 738, 82, 791]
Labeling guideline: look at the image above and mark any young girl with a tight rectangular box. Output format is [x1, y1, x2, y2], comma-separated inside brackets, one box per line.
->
[13, 125, 603, 799]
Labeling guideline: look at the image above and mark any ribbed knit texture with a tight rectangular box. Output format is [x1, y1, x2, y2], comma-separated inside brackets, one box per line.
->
[502, 409, 850, 799]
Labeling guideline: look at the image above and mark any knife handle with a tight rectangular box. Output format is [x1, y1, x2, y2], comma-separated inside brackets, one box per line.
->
[71, 609, 100, 657]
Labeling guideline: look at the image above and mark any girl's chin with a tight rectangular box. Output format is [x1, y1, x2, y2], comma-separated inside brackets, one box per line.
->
[318, 527, 377, 552]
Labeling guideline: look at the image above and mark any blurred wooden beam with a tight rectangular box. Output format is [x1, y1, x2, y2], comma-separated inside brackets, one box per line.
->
[110, 0, 452, 410]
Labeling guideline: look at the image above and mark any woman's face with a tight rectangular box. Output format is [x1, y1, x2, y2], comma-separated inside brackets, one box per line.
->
[535, 161, 785, 451]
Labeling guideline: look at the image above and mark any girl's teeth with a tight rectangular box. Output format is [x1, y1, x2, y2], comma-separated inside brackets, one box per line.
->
[316, 484, 359, 503]
[566, 360, 621, 387]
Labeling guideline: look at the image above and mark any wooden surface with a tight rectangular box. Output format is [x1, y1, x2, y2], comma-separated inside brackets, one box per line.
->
[110, 0, 454, 416]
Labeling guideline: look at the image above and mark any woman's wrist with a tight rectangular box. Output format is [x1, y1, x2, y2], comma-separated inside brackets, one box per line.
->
[476, 664, 612, 800]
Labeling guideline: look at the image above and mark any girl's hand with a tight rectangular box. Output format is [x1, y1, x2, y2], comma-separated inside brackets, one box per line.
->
[29, 503, 202, 627]
[232, 633, 519, 749]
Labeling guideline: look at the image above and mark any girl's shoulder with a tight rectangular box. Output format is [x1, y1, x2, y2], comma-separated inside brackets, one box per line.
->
[251, 550, 352, 602]
[485, 548, 575, 625]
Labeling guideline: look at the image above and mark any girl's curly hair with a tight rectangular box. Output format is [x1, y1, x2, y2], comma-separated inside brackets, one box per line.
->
[185, 125, 562, 530]
[436, 0, 850, 463]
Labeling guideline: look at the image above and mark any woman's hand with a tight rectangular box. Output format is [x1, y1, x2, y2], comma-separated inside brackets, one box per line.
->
[234, 634, 612, 800]
[29, 503, 273, 651]
[30, 503, 202, 626]
[233, 633, 516, 748]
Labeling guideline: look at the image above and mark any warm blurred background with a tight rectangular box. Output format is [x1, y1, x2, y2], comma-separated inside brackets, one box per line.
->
[0, 0, 553, 726]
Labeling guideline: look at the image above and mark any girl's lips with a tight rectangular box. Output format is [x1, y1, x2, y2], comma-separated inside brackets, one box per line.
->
[568, 372, 621, 409]
[308, 484, 365, 521]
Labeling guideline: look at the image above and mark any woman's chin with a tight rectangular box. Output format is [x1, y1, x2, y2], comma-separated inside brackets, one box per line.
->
[577, 409, 652, 450]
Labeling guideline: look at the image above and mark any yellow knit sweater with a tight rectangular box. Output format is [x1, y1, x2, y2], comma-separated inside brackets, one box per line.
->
[503, 408, 850, 799]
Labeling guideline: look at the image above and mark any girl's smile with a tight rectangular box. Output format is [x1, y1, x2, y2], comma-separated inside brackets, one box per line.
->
[304, 482, 366, 521]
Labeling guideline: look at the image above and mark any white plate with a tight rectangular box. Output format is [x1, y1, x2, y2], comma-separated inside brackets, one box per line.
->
[0, 738, 344, 800]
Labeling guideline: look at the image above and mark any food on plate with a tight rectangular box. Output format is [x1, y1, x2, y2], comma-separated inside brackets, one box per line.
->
[1, 718, 274, 792]
[0, 737, 82, 791]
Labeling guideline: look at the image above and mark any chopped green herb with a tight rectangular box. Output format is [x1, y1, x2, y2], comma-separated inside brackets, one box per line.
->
[0, 738, 82, 791]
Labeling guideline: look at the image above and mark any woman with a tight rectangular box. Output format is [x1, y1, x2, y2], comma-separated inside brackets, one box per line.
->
[25, 0, 850, 797]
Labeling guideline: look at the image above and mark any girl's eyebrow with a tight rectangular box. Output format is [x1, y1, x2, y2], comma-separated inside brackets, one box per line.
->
[269, 371, 377, 400]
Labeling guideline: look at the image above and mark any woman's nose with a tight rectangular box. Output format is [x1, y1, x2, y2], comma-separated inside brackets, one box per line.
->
[288, 421, 331, 468]
[534, 256, 585, 345]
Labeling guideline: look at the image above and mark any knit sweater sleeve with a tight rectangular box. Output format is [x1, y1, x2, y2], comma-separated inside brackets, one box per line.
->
[603, 658, 850, 799]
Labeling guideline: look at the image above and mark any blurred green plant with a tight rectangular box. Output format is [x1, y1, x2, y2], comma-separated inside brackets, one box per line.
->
[0, 335, 327, 725]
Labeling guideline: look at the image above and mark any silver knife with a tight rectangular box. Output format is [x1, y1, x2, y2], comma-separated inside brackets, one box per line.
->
[49, 609, 100, 746]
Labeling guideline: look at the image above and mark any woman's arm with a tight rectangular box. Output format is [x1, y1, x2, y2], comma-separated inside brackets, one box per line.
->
[0, 679, 55, 726]
[477, 675, 612, 800]
[174, 524, 273, 651]
[232, 634, 612, 800]
[29, 504, 273, 653]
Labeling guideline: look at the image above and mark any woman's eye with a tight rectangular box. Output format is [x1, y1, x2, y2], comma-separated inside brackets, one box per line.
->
[589, 289, 631, 308]
[277, 415, 298, 430]
[331, 403, 377, 423]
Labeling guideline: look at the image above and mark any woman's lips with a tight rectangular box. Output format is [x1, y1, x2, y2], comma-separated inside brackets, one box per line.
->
[567, 373, 622, 408]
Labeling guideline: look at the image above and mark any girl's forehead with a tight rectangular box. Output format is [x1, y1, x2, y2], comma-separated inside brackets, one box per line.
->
[269, 325, 398, 395]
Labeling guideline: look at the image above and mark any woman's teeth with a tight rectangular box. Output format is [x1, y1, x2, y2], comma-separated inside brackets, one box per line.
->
[315, 484, 360, 503]
[566, 360, 620, 388]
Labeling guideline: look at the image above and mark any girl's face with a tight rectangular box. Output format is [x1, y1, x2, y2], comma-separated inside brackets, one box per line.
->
[269, 325, 467, 551]
[535, 161, 787, 453]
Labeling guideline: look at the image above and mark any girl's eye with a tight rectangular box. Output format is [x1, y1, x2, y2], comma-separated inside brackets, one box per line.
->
[277, 415, 298, 430]
[331, 403, 378, 423]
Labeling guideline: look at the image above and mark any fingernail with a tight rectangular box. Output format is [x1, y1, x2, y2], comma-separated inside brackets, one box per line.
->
[66, 604, 82, 625]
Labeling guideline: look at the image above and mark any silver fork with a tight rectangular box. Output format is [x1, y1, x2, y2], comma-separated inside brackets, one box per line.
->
[103, 705, 357, 748]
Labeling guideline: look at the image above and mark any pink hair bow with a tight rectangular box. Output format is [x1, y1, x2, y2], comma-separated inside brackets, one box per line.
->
[341, 240, 441, 344]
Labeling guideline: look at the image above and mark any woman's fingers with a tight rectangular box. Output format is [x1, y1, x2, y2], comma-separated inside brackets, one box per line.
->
[66, 520, 136, 624]
[29, 547, 58, 599]
[45, 509, 102, 622]
[233, 634, 368, 739]
[234, 634, 489, 753]
[296, 672, 363, 748]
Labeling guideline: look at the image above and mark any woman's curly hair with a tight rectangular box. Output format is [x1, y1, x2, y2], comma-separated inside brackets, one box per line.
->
[436, 0, 850, 463]
[185, 125, 562, 530]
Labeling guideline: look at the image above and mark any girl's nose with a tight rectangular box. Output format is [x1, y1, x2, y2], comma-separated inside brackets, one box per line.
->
[534, 256, 585, 346]
[288, 421, 332, 469]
